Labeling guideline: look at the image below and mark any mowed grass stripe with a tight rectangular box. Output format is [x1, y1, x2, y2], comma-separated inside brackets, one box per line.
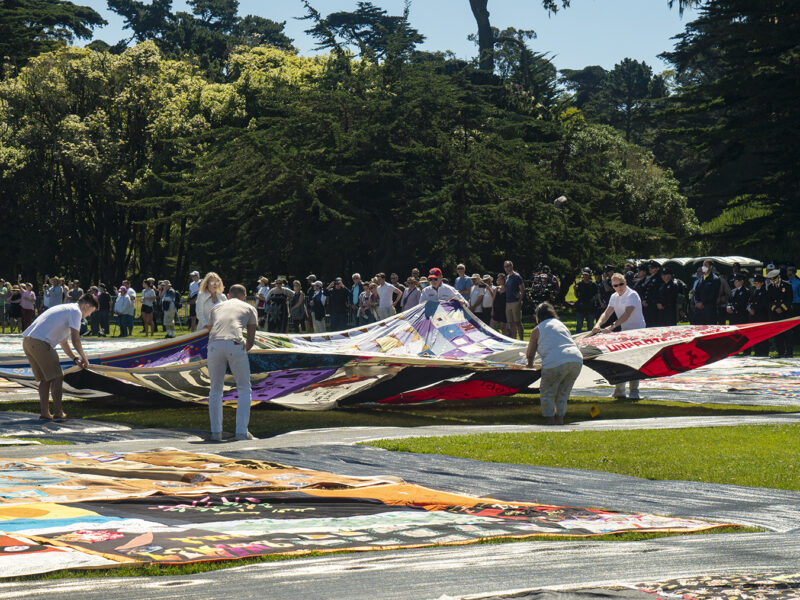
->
[366, 424, 800, 491]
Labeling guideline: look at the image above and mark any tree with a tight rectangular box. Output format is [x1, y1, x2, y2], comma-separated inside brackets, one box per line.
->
[467, 1, 700, 72]
[659, 0, 800, 256]
[0, 0, 105, 78]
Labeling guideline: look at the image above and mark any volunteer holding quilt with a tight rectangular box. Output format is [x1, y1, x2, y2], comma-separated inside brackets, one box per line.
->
[591, 272, 647, 400]
[205, 284, 257, 442]
[525, 302, 583, 425]
[22, 293, 99, 420]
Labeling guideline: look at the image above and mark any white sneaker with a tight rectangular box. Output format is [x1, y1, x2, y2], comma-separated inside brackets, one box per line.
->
[235, 431, 257, 441]
[210, 432, 224, 442]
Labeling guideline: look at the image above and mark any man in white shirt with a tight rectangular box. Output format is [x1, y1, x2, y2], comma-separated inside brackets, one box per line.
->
[206, 284, 258, 442]
[375, 272, 401, 320]
[188, 270, 201, 331]
[592, 272, 646, 400]
[418, 268, 464, 304]
[469, 273, 486, 319]
[22, 294, 98, 420]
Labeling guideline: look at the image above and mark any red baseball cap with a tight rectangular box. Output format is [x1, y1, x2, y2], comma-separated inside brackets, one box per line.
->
[428, 268, 442, 279]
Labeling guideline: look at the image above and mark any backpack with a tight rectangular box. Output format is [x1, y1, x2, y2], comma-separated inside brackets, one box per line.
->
[173, 290, 183, 310]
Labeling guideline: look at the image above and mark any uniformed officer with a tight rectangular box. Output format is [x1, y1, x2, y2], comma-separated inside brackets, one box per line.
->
[641, 260, 663, 327]
[657, 267, 679, 326]
[725, 273, 750, 325]
[748, 274, 770, 356]
[766, 268, 794, 357]
[631, 263, 648, 297]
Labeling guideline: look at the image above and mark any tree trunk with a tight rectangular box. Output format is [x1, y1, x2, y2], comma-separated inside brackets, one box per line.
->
[469, 0, 494, 72]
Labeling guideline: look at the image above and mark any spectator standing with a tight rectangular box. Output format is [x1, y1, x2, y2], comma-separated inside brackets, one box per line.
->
[491, 272, 508, 335]
[748, 274, 770, 355]
[114, 287, 134, 337]
[45, 277, 63, 309]
[454, 264, 472, 300]
[160, 281, 177, 338]
[597, 266, 615, 325]
[389, 273, 405, 297]
[289, 280, 306, 333]
[0, 279, 7, 332]
[766, 268, 793, 357]
[358, 281, 378, 324]
[87, 286, 100, 335]
[22, 294, 97, 420]
[572, 267, 598, 334]
[255, 277, 269, 328]
[526, 302, 584, 425]
[693, 262, 721, 325]
[401, 277, 421, 311]
[188, 270, 201, 331]
[309, 280, 326, 332]
[140, 280, 157, 336]
[469, 273, 486, 320]
[592, 273, 647, 400]
[657, 268, 679, 326]
[503, 261, 525, 340]
[631, 264, 648, 296]
[726, 274, 749, 325]
[786, 265, 800, 352]
[8, 285, 22, 332]
[67, 281, 83, 302]
[324, 277, 350, 331]
[375, 273, 400, 320]
[350, 273, 364, 325]
[20, 283, 36, 330]
[641, 260, 662, 327]
[97, 284, 111, 336]
[304, 274, 317, 332]
[265, 278, 294, 333]
[196, 272, 227, 330]
[480, 274, 496, 325]
[206, 284, 257, 442]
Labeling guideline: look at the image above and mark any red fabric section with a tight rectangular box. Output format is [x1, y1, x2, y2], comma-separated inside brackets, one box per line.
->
[639, 318, 800, 378]
[379, 380, 519, 404]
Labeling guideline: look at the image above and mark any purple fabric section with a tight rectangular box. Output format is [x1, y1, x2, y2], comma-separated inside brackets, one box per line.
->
[411, 317, 436, 337]
[222, 368, 338, 402]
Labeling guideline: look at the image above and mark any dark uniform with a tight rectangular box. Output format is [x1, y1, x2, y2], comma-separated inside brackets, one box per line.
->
[597, 267, 616, 326]
[573, 274, 598, 334]
[694, 271, 721, 325]
[657, 271, 679, 327]
[748, 278, 770, 356]
[726, 280, 750, 325]
[767, 272, 793, 357]
[641, 261, 663, 327]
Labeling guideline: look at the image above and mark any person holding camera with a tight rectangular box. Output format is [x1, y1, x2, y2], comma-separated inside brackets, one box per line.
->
[324, 277, 350, 331]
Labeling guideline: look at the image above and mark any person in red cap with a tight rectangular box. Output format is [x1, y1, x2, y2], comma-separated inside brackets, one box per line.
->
[419, 268, 463, 304]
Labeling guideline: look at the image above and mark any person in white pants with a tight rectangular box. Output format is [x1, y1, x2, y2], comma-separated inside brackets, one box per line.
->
[205, 284, 257, 441]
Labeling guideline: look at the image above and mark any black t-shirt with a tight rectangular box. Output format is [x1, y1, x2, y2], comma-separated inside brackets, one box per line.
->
[98, 292, 111, 311]
[574, 280, 598, 311]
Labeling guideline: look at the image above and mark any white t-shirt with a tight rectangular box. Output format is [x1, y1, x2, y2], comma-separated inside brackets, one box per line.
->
[376, 283, 398, 307]
[482, 285, 495, 309]
[126, 287, 136, 298]
[141, 288, 156, 306]
[189, 280, 200, 297]
[608, 287, 646, 330]
[537, 318, 584, 369]
[197, 290, 227, 329]
[208, 298, 257, 343]
[418, 283, 461, 304]
[469, 285, 485, 310]
[23, 303, 82, 348]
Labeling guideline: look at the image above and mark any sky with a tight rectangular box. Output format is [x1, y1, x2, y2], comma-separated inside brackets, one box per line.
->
[80, 0, 700, 72]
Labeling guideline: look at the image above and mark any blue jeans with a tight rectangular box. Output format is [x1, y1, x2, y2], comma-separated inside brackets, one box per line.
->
[575, 310, 594, 334]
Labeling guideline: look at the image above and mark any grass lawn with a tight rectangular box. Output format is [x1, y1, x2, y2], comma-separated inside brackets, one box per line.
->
[367, 423, 800, 491]
[1, 394, 797, 438]
[0, 437, 72, 445]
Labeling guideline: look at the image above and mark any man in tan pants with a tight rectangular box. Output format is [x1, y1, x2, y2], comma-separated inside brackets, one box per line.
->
[22, 294, 98, 420]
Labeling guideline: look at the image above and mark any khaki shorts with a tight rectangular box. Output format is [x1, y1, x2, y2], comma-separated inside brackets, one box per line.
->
[22, 336, 63, 382]
[505, 301, 522, 323]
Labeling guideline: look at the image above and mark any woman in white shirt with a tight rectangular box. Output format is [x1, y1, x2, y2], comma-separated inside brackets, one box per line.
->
[140, 279, 157, 337]
[197, 272, 227, 330]
[526, 302, 584, 425]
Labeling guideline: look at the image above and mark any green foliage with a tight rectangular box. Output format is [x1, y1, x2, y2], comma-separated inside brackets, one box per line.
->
[368, 423, 800, 491]
[0, 0, 105, 79]
[657, 0, 800, 258]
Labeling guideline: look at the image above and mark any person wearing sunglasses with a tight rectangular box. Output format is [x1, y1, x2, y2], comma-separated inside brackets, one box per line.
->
[418, 268, 463, 305]
[592, 273, 646, 400]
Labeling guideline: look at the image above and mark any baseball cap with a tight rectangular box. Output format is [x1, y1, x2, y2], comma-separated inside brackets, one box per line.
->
[190, 270, 199, 277]
[428, 268, 443, 279]
[581, 267, 592, 275]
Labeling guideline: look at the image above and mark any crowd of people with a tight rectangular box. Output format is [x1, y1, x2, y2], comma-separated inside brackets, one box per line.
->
[571, 259, 799, 357]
